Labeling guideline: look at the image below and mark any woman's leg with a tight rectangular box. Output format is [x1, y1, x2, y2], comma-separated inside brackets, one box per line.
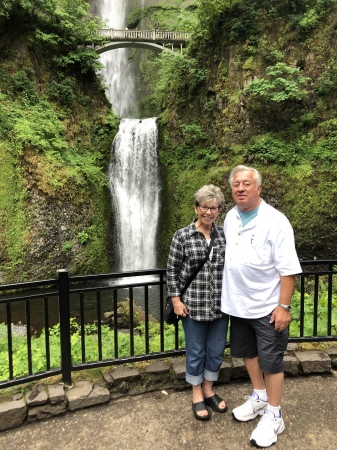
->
[203, 316, 229, 407]
[182, 315, 209, 417]
[182, 315, 208, 384]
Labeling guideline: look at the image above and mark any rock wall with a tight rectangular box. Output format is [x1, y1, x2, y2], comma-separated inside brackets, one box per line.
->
[0, 347, 336, 432]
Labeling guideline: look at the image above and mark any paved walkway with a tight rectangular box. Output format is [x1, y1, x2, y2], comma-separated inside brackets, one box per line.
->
[0, 375, 336, 449]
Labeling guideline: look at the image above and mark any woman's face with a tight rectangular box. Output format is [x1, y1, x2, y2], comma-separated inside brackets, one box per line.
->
[194, 198, 220, 228]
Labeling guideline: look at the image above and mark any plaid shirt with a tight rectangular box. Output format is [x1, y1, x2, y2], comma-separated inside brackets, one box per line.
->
[166, 220, 226, 321]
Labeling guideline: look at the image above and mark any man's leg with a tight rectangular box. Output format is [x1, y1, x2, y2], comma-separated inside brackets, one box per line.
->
[264, 372, 284, 407]
[231, 356, 268, 421]
[249, 371, 285, 447]
[244, 356, 265, 390]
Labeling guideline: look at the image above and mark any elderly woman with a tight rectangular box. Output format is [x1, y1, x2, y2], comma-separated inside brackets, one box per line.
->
[166, 184, 228, 420]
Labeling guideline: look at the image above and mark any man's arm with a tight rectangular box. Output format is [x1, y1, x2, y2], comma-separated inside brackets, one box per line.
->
[270, 275, 295, 332]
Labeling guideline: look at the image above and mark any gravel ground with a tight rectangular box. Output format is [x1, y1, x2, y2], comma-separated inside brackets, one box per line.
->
[0, 375, 336, 450]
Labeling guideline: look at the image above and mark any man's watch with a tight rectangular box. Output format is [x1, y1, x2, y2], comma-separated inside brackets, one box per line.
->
[278, 304, 291, 312]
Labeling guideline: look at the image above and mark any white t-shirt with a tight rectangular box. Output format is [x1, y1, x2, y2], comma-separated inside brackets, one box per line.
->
[221, 200, 302, 319]
[206, 238, 214, 260]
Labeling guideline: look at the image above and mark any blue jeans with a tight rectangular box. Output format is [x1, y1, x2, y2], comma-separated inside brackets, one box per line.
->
[182, 314, 229, 386]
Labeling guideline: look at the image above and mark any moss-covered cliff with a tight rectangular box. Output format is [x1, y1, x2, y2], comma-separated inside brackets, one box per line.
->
[1, 0, 337, 283]
[137, 0, 337, 263]
[0, 1, 118, 283]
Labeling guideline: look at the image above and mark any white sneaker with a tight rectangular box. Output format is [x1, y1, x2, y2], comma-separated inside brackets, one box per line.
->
[232, 394, 268, 421]
[250, 409, 285, 448]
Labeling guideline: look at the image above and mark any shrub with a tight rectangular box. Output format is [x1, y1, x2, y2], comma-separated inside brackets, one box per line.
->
[245, 63, 310, 103]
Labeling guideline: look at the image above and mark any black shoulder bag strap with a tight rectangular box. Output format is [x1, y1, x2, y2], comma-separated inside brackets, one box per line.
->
[180, 227, 216, 298]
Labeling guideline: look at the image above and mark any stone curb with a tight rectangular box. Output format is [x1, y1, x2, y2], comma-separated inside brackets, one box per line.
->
[0, 346, 336, 432]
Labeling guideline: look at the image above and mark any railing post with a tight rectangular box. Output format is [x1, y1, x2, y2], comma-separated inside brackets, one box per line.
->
[58, 269, 72, 386]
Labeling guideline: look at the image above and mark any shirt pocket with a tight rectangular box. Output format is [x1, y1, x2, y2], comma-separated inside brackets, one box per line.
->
[243, 243, 272, 267]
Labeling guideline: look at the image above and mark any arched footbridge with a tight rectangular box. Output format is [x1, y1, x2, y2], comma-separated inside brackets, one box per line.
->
[91, 29, 191, 54]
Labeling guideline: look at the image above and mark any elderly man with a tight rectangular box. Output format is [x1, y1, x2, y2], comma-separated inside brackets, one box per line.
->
[221, 165, 302, 448]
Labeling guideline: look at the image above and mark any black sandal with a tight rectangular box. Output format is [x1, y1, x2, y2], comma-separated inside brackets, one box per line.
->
[204, 394, 228, 413]
[192, 401, 210, 421]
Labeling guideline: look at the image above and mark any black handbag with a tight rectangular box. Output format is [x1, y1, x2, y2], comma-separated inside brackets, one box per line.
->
[164, 228, 216, 326]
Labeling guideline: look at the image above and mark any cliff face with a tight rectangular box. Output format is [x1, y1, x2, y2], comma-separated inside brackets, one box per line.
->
[1, 1, 336, 284]
[150, 0, 337, 262]
[0, 3, 118, 283]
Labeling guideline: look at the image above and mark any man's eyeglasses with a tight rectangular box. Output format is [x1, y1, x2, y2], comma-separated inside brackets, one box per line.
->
[198, 205, 219, 213]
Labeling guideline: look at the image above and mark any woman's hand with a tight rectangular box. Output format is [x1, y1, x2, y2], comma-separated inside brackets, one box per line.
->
[172, 297, 188, 317]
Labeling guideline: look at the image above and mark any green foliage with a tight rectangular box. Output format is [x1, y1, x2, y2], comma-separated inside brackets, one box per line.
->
[242, 123, 337, 165]
[45, 76, 77, 107]
[62, 241, 73, 253]
[290, 277, 337, 337]
[141, 52, 208, 114]
[245, 63, 310, 102]
[0, 1, 120, 280]
[77, 231, 89, 244]
[243, 135, 301, 164]
[316, 64, 337, 96]
[129, 3, 198, 33]
[0, 142, 28, 272]
[1, 1, 105, 73]
[0, 0, 14, 18]
[228, 2, 259, 43]
[196, 0, 242, 40]
[10, 102, 68, 154]
[294, 0, 334, 31]
[180, 123, 207, 145]
[126, 8, 147, 28]
[0, 319, 186, 381]
[165, 53, 209, 97]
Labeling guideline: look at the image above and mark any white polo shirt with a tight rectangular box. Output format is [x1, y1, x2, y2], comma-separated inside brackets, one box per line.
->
[221, 200, 302, 319]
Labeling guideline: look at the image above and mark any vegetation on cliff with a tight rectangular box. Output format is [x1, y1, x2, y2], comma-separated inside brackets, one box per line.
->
[137, 0, 337, 263]
[1, 0, 337, 282]
[0, 1, 118, 282]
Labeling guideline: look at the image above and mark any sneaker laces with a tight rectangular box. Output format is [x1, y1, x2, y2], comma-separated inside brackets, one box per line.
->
[257, 409, 280, 427]
[240, 394, 264, 412]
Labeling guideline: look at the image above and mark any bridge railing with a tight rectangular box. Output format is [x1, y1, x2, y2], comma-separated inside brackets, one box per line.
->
[0, 260, 336, 389]
[97, 29, 191, 42]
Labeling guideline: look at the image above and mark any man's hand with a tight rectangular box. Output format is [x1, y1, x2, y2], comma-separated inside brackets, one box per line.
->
[270, 306, 291, 332]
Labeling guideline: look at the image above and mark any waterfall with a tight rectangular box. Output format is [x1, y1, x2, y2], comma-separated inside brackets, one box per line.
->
[94, 0, 137, 118]
[92, 0, 161, 272]
[109, 118, 160, 271]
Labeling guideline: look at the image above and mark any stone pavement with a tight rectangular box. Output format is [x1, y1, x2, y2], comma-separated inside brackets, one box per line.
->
[0, 374, 337, 450]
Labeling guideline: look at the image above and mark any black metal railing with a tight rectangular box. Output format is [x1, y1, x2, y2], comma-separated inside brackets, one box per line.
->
[0, 260, 336, 389]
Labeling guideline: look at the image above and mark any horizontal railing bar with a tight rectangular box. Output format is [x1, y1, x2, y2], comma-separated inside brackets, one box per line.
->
[0, 279, 58, 292]
[68, 268, 166, 283]
[68, 282, 166, 294]
[300, 259, 337, 264]
[0, 369, 62, 389]
[0, 291, 58, 304]
[289, 336, 337, 342]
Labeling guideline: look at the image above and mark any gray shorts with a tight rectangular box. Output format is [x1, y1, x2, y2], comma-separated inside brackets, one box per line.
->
[230, 313, 288, 374]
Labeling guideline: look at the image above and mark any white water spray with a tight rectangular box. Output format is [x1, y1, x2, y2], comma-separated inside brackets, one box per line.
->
[109, 118, 160, 271]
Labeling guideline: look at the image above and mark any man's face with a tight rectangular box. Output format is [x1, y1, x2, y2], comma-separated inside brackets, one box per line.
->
[231, 170, 261, 212]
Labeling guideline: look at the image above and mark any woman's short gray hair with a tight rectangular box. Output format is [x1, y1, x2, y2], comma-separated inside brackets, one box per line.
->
[228, 165, 262, 188]
[194, 184, 225, 207]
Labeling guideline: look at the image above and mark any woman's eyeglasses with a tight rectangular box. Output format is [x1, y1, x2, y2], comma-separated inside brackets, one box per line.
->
[198, 205, 219, 213]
